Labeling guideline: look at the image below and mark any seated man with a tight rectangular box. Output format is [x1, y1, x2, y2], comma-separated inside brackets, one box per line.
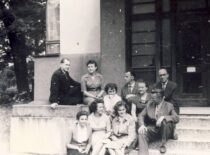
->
[153, 68, 179, 114]
[49, 58, 82, 107]
[138, 89, 179, 155]
[121, 71, 139, 118]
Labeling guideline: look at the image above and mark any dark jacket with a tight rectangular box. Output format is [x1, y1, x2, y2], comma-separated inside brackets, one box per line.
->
[49, 68, 82, 105]
[153, 80, 179, 114]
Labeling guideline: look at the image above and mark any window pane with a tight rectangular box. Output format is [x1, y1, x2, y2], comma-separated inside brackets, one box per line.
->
[46, 44, 60, 54]
[177, 0, 206, 11]
[134, 70, 156, 85]
[162, 19, 171, 66]
[132, 3, 155, 14]
[132, 32, 155, 43]
[162, 0, 170, 12]
[132, 44, 155, 55]
[132, 0, 155, 3]
[132, 20, 155, 32]
[132, 56, 155, 68]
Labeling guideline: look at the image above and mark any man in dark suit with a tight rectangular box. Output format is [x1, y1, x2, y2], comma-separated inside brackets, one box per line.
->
[49, 58, 82, 107]
[121, 71, 139, 116]
[138, 89, 179, 155]
[154, 69, 179, 114]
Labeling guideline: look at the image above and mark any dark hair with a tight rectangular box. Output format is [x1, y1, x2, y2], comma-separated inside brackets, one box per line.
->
[60, 58, 70, 64]
[114, 101, 129, 116]
[126, 71, 136, 80]
[151, 88, 164, 97]
[86, 60, 98, 68]
[104, 83, 118, 94]
[137, 79, 149, 88]
[76, 111, 89, 120]
[89, 100, 104, 114]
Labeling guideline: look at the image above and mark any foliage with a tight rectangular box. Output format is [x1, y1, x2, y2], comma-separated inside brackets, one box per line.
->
[0, 0, 47, 104]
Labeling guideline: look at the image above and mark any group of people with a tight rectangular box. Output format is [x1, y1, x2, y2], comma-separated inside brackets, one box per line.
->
[49, 58, 180, 155]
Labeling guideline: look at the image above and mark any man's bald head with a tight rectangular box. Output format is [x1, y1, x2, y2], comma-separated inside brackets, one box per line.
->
[158, 68, 169, 83]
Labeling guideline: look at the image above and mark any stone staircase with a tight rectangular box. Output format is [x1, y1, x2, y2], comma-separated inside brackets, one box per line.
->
[130, 107, 210, 155]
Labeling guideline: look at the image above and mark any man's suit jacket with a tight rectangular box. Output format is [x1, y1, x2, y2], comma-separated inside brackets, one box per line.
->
[138, 100, 179, 127]
[49, 68, 82, 105]
[121, 82, 139, 113]
[153, 80, 179, 114]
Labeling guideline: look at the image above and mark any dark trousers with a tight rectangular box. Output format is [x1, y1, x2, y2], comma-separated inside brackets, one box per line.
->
[60, 86, 83, 105]
[138, 120, 175, 155]
[67, 149, 88, 155]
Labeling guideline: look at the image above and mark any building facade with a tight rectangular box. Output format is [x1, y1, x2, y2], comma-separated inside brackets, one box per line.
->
[35, 0, 210, 106]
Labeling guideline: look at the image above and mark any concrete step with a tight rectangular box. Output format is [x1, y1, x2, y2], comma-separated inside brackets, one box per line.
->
[129, 149, 210, 155]
[148, 139, 210, 150]
[177, 115, 210, 128]
[176, 127, 210, 140]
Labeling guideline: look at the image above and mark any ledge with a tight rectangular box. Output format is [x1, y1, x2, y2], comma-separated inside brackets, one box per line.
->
[12, 102, 88, 118]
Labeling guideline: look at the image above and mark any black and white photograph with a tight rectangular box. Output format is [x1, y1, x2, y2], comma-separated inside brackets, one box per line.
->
[0, 0, 210, 155]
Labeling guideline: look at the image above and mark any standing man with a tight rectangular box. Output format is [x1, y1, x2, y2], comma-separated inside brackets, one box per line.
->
[121, 71, 139, 118]
[154, 69, 179, 114]
[138, 89, 179, 155]
[49, 58, 82, 107]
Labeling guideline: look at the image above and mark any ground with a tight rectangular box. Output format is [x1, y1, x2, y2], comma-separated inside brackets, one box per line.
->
[0, 105, 12, 155]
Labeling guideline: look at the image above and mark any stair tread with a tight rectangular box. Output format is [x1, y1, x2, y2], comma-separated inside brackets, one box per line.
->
[130, 149, 210, 155]
[177, 126, 210, 130]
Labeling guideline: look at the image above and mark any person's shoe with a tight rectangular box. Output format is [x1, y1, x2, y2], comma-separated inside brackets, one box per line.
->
[159, 145, 166, 154]
[172, 133, 178, 140]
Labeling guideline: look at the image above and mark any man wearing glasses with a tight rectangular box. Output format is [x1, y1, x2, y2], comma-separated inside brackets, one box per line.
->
[153, 69, 179, 115]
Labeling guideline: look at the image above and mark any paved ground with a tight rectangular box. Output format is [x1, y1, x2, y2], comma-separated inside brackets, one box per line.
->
[0, 105, 12, 155]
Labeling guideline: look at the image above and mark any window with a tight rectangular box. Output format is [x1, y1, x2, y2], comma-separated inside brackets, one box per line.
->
[46, 0, 60, 55]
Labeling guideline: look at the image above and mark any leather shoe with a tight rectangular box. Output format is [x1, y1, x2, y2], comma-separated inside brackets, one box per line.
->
[172, 133, 178, 140]
[159, 145, 166, 154]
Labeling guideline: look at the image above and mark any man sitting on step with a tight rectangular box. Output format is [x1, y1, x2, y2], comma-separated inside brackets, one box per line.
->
[138, 89, 179, 154]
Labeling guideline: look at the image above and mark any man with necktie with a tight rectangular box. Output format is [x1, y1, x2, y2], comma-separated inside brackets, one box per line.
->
[138, 89, 179, 155]
[153, 69, 179, 114]
[121, 71, 139, 118]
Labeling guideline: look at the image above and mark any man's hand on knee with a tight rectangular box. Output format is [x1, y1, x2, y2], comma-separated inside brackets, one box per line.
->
[156, 116, 165, 127]
[138, 125, 147, 134]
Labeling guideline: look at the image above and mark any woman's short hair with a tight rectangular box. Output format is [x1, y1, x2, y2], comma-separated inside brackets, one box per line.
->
[76, 111, 89, 120]
[89, 100, 104, 114]
[86, 60, 98, 68]
[104, 83, 118, 94]
[114, 101, 129, 116]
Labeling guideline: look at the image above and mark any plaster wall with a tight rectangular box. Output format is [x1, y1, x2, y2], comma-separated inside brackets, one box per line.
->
[100, 0, 126, 92]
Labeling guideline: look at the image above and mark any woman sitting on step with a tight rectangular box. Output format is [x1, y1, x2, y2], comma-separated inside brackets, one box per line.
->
[66, 111, 92, 155]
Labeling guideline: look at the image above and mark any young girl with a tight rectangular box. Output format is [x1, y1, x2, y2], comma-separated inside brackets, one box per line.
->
[103, 83, 121, 116]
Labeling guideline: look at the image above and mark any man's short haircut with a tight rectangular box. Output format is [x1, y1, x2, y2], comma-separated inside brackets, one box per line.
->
[76, 110, 89, 120]
[159, 68, 168, 74]
[104, 83, 118, 94]
[86, 60, 98, 67]
[151, 88, 164, 97]
[126, 70, 136, 80]
[89, 100, 104, 114]
[137, 79, 149, 88]
[60, 58, 70, 64]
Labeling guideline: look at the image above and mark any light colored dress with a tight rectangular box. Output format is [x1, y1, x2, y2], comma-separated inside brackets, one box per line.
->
[105, 114, 136, 154]
[103, 94, 121, 115]
[81, 73, 104, 104]
[88, 113, 111, 148]
[67, 122, 92, 155]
